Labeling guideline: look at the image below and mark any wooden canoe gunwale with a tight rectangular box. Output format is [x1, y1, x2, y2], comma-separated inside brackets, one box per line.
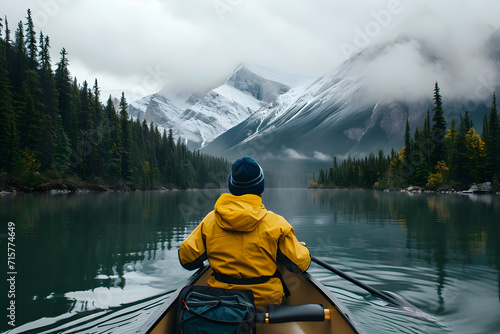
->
[138, 265, 363, 334]
[299, 270, 363, 333]
[139, 266, 209, 334]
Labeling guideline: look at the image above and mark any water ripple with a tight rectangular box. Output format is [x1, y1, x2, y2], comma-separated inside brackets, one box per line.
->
[6, 293, 171, 334]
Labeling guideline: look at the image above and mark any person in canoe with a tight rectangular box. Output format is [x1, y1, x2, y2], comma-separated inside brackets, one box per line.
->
[179, 156, 311, 308]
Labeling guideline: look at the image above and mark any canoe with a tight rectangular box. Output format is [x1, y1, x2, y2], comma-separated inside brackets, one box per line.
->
[138, 264, 363, 334]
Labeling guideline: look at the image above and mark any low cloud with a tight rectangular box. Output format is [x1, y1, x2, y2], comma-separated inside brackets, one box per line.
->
[283, 148, 308, 160]
[357, 2, 500, 103]
[282, 148, 332, 161]
[313, 151, 332, 161]
[4, 0, 500, 99]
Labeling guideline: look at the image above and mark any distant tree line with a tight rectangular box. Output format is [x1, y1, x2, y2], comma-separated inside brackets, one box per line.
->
[312, 82, 500, 190]
[0, 10, 229, 189]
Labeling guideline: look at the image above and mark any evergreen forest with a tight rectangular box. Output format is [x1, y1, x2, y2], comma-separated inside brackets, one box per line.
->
[0, 10, 229, 191]
[312, 83, 500, 191]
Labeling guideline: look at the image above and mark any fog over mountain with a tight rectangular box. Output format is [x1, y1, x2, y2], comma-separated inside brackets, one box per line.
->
[6, 1, 500, 99]
[361, 27, 499, 103]
[201, 26, 500, 171]
[103, 2, 500, 179]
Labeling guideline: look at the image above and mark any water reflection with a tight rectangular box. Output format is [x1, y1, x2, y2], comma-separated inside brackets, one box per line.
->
[0, 190, 223, 330]
[1, 189, 499, 333]
[298, 190, 500, 315]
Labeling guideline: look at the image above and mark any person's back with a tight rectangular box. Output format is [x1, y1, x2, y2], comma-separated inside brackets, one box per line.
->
[179, 156, 310, 307]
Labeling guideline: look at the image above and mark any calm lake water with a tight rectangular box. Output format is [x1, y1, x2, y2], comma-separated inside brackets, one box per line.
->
[1, 189, 499, 333]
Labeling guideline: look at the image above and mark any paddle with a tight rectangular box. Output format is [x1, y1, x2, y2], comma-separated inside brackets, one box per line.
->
[310, 255, 409, 307]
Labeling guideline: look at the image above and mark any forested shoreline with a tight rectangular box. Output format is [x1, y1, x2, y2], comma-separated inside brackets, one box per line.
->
[0, 10, 229, 192]
[312, 83, 500, 192]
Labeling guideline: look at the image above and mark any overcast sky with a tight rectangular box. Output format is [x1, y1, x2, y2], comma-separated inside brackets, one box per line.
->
[3, 0, 500, 101]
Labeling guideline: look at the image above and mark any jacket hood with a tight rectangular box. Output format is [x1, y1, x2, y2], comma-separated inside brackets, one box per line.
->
[214, 193, 267, 232]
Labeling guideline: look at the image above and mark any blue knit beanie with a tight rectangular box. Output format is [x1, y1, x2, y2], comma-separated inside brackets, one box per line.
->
[227, 156, 265, 196]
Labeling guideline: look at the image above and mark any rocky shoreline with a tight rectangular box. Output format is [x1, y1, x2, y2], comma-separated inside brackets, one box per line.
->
[309, 182, 500, 195]
[0, 180, 147, 194]
[393, 182, 499, 195]
[3, 178, 499, 196]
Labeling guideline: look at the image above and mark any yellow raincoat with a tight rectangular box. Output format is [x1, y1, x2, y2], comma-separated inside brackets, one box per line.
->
[179, 193, 311, 307]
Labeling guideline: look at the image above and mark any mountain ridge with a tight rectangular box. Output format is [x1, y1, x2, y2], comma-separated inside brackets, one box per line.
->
[127, 64, 315, 149]
[201, 33, 499, 169]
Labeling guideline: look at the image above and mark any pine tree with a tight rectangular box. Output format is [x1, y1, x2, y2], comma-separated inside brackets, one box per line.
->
[197, 157, 209, 188]
[17, 86, 41, 152]
[86, 79, 104, 177]
[101, 95, 113, 164]
[165, 128, 175, 185]
[12, 21, 27, 93]
[423, 109, 431, 165]
[1, 13, 234, 188]
[4, 16, 11, 44]
[52, 114, 70, 173]
[486, 93, 500, 182]
[318, 168, 326, 186]
[55, 49, 77, 147]
[75, 80, 92, 175]
[24, 9, 38, 69]
[404, 116, 410, 161]
[446, 116, 458, 178]
[92, 79, 102, 128]
[119, 92, 132, 181]
[25, 63, 43, 120]
[463, 110, 471, 131]
[454, 112, 472, 185]
[4, 16, 11, 45]
[17, 19, 44, 142]
[78, 80, 92, 132]
[134, 119, 148, 187]
[481, 113, 489, 141]
[39, 34, 59, 120]
[0, 30, 19, 173]
[105, 96, 121, 181]
[158, 129, 168, 183]
[327, 167, 334, 186]
[39, 112, 55, 170]
[411, 127, 430, 186]
[69, 77, 80, 149]
[108, 142, 122, 182]
[431, 82, 447, 167]
[38, 34, 60, 169]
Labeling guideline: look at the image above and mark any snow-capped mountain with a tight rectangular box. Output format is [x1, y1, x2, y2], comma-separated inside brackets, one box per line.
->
[131, 65, 315, 149]
[203, 35, 499, 168]
[203, 52, 423, 163]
